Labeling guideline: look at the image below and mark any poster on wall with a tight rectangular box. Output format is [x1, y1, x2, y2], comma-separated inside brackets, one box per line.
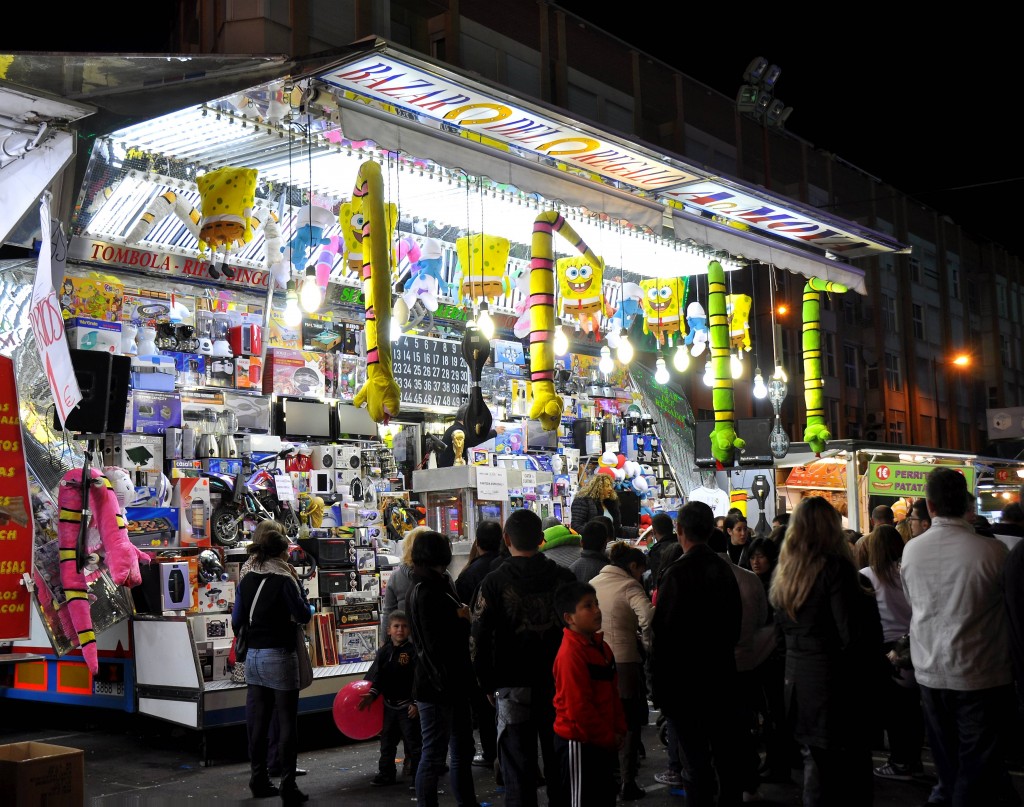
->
[0, 355, 35, 640]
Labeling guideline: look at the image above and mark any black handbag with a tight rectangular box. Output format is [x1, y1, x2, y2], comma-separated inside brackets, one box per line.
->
[234, 578, 267, 663]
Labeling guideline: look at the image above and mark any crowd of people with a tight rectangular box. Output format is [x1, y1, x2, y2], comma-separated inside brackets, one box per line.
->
[235, 468, 1024, 807]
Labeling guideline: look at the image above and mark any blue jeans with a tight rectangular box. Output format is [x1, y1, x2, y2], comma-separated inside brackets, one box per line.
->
[496, 687, 565, 807]
[379, 702, 422, 778]
[415, 699, 477, 807]
[919, 684, 1014, 806]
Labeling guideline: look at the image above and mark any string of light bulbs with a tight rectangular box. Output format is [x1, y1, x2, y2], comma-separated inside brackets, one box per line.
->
[752, 262, 768, 399]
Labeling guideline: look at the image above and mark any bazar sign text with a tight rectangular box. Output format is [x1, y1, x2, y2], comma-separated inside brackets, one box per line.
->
[665, 183, 874, 255]
[68, 238, 270, 290]
[324, 56, 697, 191]
[867, 462, 975, 497]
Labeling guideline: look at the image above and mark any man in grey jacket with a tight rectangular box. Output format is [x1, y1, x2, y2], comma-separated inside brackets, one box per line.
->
[901, 467, 1013, 806]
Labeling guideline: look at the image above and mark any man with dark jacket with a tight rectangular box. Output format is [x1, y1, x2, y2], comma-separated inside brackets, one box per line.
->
[650, 501, 743, 807]
[643, 512, 676, 596]
[471, 508, 575, 807]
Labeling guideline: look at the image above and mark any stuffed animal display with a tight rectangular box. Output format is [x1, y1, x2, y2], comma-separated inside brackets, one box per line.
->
[196, 166, 259, 253]
[528, 212, 603, 431]
[726, 294, 753, 353]
[287, 205, 336, 273]
[707, 260, 745, 467]
[802, 277, 848, 454]
[57, 467, 149, 674]
[456, 233, 511, 304]
[558, 255, 606, 335]
[684, 301, 709, 356]
[606, 282, 644, 339]
[339, 191, 397, 273]
[640, 278, 684, 345]
[349, 160, 401, 424]
[125, 190, 200, 245]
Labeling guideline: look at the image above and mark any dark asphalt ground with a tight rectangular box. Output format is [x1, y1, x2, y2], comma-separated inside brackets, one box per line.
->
[3, 699, 1024, 806]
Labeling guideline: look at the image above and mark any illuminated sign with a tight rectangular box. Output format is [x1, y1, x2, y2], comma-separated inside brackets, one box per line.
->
[322, 55, 699, 191]
[867, 462, 975, 497]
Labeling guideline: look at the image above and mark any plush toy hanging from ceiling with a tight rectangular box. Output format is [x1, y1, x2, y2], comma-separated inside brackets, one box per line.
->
[558, 255, 606, 335]
[349, 160, 401, 424]
[398, 235, 442, 314]
[529, 211, 604, 430]
[456, 233, 512, 305]
[250, 205, 288, 288]
[125, 190, 201, 246]
[339, 191, 397, 273]
[57, 467, 149, 675]
[640, 278, 684, 345]
[707, 260, 745, 468]
[726, 293, 753, 354]
[685, 301, 710, 357]
[802, 277, 847, 454]
[196, 166, 259, 264]
[606, 282, 644, 341]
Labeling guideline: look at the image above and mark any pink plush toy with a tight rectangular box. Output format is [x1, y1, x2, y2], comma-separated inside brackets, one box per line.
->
[57, 467, 149, 674]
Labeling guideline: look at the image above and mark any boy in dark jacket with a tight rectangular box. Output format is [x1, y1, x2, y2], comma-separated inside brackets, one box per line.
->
[552, 581, 626, 807]
[359, 609, 421, 786]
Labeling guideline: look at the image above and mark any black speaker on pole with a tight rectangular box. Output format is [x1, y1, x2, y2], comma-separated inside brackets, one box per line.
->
[54, 350, 131, 434]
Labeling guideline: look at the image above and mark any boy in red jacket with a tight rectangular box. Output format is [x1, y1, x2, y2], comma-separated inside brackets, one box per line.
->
[552, 580, 627, 807]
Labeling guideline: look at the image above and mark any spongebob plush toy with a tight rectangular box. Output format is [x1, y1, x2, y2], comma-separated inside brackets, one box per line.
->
[456, 233, 511, 304]
[726, 294, 753, 353]
[339, 192, 397, 273]
[196, 166, 259, 254]
[558, 255, 605, 335]
[640, 278, 683, 345]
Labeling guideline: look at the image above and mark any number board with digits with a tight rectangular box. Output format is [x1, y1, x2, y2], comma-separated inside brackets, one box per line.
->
[392, 335, 468, 410]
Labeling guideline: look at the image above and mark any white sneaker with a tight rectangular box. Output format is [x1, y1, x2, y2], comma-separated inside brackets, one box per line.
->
[654, 770, 684, 787]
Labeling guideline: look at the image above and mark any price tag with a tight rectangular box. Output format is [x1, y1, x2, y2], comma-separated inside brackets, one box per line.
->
[521, 470, 537, 487]
[274, 474, 295, 503]
[476, 466, 508, 501]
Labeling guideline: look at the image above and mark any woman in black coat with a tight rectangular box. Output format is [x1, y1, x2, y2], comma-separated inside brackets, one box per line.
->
[406, 530, 480, 807]
[570, 473, 621, 536]
[769, 496, 884, 807]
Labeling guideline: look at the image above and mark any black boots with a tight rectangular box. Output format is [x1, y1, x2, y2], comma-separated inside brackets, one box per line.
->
[279, 774, 309, 804]
[249, 768, 279, 799]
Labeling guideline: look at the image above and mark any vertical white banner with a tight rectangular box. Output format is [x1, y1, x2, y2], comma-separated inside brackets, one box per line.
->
[29, 193, 81, 428]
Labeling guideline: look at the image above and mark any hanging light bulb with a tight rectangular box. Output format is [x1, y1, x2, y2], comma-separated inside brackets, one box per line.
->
[673, 343, 690, 372]
[703, 358, 714, 387]
[730, 352, 743, 379]
[654, 355, 670, 385]
[299, 266, 321, 313]
[553, 319, 569, 357]
[283, 280, 302, 328]
[753, 368, 768, 399]
[599, 345, 614, 375]
[773, 363, 788, 382]
[616, 329, 634, 364]
[390, 316, 403, 342]
[606, 328, 621, 349]
[477, 301, 495, 340]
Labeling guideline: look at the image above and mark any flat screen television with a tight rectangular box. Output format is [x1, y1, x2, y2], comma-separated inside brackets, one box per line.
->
[274, 397, 337, 442]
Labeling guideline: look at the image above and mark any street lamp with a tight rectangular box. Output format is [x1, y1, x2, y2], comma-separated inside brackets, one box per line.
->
[736, 57, 793, 128]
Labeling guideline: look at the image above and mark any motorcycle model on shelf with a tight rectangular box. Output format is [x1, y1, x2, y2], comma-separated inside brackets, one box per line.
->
[203, 449, 300, 547]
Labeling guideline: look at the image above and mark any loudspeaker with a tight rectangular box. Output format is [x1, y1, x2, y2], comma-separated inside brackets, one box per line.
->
[694, 420, 716, 468]
[55, 350, 131, 434]
[737, 418, 773, 465]
[311, 444, 340, 470]
[338, 445, 362, 471]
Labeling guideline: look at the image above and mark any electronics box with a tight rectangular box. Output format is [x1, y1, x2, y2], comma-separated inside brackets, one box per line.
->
[234, 356, 263, 390]
[161, 351, 205, 388]
[192, 613, 232, 641]
[319, 569, 359, 598]
[205, 357, 236, 389]
[172, 476, 212, 546]
[338, 625, 379, 662]
[197, 580, 234, 613]
[131, 390, 182, 434]
[130, 355, 177, 391]
[160, 561, 193, 611]
[315, 536, 357, 567]
[104, 433, 164, 473]
[263, 348, 325, 397]
[66, 316, 121, 354]
[335, 600, 380, 626]
[0, 741, 84, 807]
[126, 506, 180, 549]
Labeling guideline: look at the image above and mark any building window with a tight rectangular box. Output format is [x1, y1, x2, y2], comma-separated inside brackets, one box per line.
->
[936, 418, 947, 445]
[1002, 334, 1013, 368]
[828, 400, 840, 435]
[920, 414, 932, 445]
[959, 422, 972, 449]
[843, 344, 858, 387]
[843, 297, 857, 326]
[882, 295, 898, 333]
[867, 364, 880, 390]
[888, 410, 906, 443]
[885, 352, 902, 392]
[908, 256, 920, 282]
[824, 333, 837, 377]
[950, 264, 961, 300]
[912, 303, 925, 340]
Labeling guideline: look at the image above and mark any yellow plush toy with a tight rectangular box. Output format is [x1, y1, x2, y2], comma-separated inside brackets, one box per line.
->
[529, 212, 603, 430]
[349, 161, 401, 424]
[558, 255, 605, 335]
[195, 166, 259, 254]
[339, 193, 397, 273]
[726, 293, 753, 353]
[640, 278, 683, 345]
[456, 233, 511, 304]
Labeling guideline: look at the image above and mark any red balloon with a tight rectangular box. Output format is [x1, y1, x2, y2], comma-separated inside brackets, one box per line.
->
[333, 679, 384, 740]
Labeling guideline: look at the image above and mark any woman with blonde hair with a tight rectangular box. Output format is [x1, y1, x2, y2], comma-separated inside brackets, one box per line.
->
[769, 496, 884, 807]
[570, 473, 621, 537]
[383, 525, 432, 623]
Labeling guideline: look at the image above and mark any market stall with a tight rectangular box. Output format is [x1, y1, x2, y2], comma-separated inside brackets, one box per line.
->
[0, 40, 910, 729]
